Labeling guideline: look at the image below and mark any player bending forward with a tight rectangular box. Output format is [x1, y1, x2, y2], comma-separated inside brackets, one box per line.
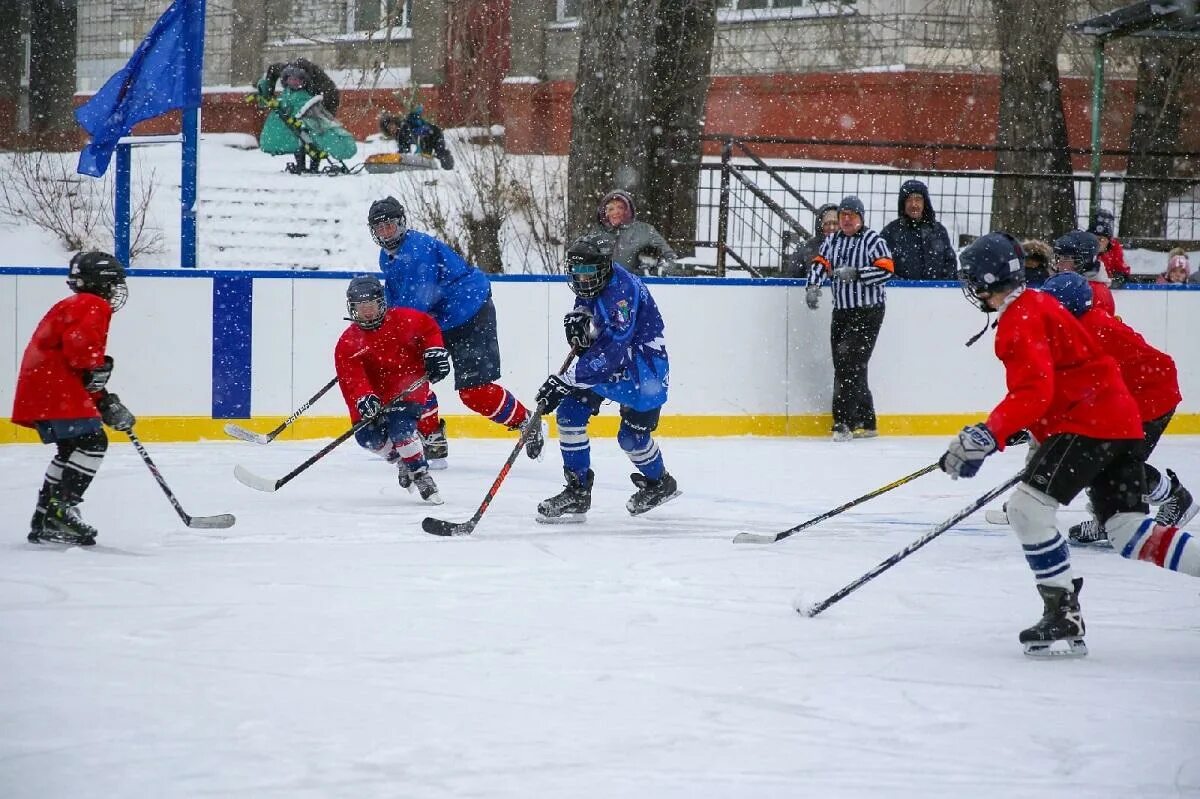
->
[336, 276, 451, 504]
[534, 233, 680, 523]
[11, 252, 136, 545]
[939, 233, 1199, 658]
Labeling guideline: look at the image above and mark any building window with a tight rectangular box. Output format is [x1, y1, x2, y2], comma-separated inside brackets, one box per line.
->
[557, 0, 581, 21]
[354, 0, 412, 31]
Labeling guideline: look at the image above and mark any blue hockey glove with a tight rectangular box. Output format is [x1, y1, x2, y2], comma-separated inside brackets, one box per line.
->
[356, 393, 383, 421]
[96, 392, 135, 432]
[82, 356, 114, 393]
[536, 374, 573, 414]
[563, 309, 595, 350]
[805, 284, 821, 310]
[423, 347, 451, 384]
[939, 423, 997, 480]
[833, 264, 859, 282]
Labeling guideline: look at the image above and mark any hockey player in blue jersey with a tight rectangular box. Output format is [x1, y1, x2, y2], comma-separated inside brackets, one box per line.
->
[534, 233, 680, 523]
[369, 196, 543, 465]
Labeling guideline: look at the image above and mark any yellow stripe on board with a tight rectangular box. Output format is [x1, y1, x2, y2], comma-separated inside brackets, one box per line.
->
[3, 414, 1199, 443]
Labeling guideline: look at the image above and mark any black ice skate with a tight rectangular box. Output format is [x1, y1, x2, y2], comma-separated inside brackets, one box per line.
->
[1155, 469, 1198, 528]
[626, 472, 681, 516]
[412, 468, 443, 505]
[422, 420, 449, 470]
[514, 416, 547, 461]
[536, 469, 593, 524]
[831, 423, 853, 443]
[1067, 519, 1111, 548]
[1020, 577, 1087, 658]
[30, 498, 97, 546]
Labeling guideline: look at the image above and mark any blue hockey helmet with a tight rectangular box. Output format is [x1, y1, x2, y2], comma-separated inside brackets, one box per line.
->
[1052, 230, 1101, 276]
[1041, 272, 1093, 318]
[565, 232, 614, 299]
[957, 232, 1025, 311]
[346, 275, 387, 330]
[368, 196, 407, 252]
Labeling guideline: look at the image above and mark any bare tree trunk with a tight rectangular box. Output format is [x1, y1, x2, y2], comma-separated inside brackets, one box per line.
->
[1120, 39, 1200, 239]
[29, 0, 76, 149]
[641, 0, 717, 258]
[989, 0, 1075, 240]
[566, 0, 661, 240]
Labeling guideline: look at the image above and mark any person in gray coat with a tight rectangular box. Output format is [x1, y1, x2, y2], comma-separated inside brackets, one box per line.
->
[784, 203, 839, 278]
[593, 190, 677, 276]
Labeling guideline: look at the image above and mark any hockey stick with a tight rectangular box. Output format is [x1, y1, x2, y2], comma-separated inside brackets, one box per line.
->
[127, 431, 237, 529]
[224, 376, 339, 444]
[799, 471, 1023, 618]
[233, 377, 427, 493]
[733, 463, 939, 544]
[422, 349, 578, 537]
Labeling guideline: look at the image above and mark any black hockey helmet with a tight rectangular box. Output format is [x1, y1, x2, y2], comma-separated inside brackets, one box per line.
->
[565, 232, 614, 299]
[957, 232, 1025, 312]
[368, 196, 407, 252]
[68, 250, 128, 312]
[1089, 209, 1115, 239]
[346, 275, 387, 330]
[1052, 230, 1101, 276]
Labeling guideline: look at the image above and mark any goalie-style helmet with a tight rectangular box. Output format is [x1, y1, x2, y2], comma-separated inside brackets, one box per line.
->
[564, 233, 614, 299]
[368, 196, 407, 252]
[1042, 272, 1094, 318]
[957, 232, 1025, 311]
[68, 251, 128, 312]
[1053, 230, 1101, 277]
[346, 275, 387, 330]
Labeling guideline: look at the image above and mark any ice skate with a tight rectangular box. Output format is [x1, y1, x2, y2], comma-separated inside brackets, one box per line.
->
[412, 468, 443, 505]
[852, 428, 878, 439]
[626, 472, 681, 516]
[536, 469, 592, 524]
[831, 423, 853, 443]
[30, 498, 97, 546]
[985, 502, 1009, 525]
[396, 462, 416, 493]
[514, 416, 547, 461]
[1020, 577, 1087, 658]
[1067, 519, 1111, 548]
[1155, 469, 1198, 528]
[422, 420, 449, 470]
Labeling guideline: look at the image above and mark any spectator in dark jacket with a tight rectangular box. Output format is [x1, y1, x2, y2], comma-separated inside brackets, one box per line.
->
[258, 58, 340, 116]
[880, 180, 957, 280]
[783, 203, 838, 278]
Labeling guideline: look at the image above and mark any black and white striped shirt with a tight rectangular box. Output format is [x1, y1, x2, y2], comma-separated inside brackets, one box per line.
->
[806, 229, 894, 309]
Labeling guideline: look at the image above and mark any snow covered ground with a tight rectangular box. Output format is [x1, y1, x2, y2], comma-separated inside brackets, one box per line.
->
[2, 434, 1198, 798]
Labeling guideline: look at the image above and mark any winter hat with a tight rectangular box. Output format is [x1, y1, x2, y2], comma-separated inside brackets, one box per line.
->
[1089, 211, 1115, 239]
[597, 190, 637, 224]
[838, 195, 866, 220]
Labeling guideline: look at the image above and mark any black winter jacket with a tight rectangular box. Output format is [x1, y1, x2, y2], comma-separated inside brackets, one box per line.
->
[879, 180, 957, 281]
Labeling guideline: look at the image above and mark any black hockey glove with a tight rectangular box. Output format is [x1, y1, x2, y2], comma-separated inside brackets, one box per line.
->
[356, 393, 383, 421]
[82, 356, 114, 393]
[423, 347, 451, 384]
[563, 309, 595, 350]
[96, 392, 135, 432]
[1005, 429, 1032, 447]
[536, 375, 573, 414]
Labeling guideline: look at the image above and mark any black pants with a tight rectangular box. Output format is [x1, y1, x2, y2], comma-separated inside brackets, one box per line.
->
[830, 304, 885, 431]
[1137, 410, 1173, 490]
[1025, 433, 1148, 523]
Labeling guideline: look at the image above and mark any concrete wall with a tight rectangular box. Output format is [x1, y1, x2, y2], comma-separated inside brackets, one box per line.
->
[3, 268, 1198, 442]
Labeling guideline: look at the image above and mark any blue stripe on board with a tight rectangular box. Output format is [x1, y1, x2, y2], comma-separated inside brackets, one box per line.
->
[211, 275, 254, 419]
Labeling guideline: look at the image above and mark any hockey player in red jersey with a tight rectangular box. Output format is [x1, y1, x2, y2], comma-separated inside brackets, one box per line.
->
[1041, 272, 1196, 545]
[939, 233, 1199, 658]
[336, 275, 451, 504]
[1051, 230, 1115, 314]
[11, 251, 135, 545]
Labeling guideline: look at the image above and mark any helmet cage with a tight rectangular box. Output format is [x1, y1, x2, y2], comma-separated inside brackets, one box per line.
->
[567, 258, 611, 299]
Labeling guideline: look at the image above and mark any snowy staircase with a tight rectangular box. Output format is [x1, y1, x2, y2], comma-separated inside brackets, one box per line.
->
[198, 182, 352, 270]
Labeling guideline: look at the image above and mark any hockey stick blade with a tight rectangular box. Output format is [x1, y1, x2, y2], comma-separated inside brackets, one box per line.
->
[186, 513, 237, 529]
[223, 423, 271, 445]
[732, 531, 780, 544]
[421, 516, 476, 537]
[233, 464, 281, 493]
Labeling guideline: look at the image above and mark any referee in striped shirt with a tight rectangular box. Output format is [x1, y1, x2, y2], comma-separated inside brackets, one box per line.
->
[805, 195, 894, 441]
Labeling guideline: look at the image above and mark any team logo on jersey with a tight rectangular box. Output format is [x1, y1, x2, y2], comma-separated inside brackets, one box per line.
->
[613, 299, 632, 325]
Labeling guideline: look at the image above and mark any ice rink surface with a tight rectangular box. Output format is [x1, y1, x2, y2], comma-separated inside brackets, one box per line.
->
[2, 434, 1198, 798]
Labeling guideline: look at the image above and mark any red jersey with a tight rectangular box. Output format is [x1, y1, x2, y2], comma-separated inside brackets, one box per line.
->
[1098, 237, 1129, 278]
[1078, 307, 1180, 422]
[984, 288, 1142, 447]
[335, 306, 444, 422]
[11, 293, 111, 426]
[1088, 279, 1116, 315]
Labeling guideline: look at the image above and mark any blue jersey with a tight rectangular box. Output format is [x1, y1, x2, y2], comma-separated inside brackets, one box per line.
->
[378, 230, 491, 331]
[568, 264, 668, 412]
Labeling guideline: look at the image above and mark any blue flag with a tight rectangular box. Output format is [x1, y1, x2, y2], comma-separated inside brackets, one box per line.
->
[75, 0, 204, 177]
